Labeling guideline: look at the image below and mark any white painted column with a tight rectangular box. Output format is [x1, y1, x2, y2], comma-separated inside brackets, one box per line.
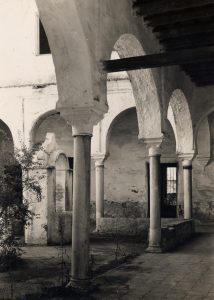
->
[93, 155, 106, 227]
[147, 143, 162, 252]
[182, 159, 193, 219]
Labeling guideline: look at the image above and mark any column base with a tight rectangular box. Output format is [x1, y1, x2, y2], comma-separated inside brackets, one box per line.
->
[96, 217, 102, 229]
[66, 277, 91, 293]
[146, 245, 163, 253]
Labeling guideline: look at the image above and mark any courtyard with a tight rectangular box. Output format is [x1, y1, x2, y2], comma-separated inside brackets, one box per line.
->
[0, 224, 213, 299]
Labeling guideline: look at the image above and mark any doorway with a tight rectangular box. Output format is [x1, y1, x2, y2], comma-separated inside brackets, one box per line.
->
[160, 163, 178, 218]
[147, 162, 178, 218]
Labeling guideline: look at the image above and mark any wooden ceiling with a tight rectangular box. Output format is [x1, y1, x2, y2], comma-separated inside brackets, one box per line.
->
[133, 0, 214, 86]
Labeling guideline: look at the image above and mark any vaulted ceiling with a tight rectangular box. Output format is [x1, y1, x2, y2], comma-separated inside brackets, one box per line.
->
[133, 0, 214, 86]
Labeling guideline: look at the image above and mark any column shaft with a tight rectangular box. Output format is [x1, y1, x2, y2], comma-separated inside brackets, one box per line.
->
[71, 134, 91, 288]
[148, 153, 162, 251]
[95, 163, 104, 221]
[183, 163, 192, 219]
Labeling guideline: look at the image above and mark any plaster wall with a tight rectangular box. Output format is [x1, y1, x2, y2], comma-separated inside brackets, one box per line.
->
[0, 0, 56, 87]
[25, 168, 48, 245]
[192, 112, 214, 221]
[0, 85, 58, 149]
[94, 108, 177, 219]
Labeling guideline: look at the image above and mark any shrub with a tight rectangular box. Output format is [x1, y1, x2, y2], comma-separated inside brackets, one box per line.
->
[0, 140, 42, 271]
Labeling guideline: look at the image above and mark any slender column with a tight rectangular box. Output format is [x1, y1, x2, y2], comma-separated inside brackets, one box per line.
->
[58, 106, 106, 291]
[93, 155, 106, 227]
[182, 159, 193, 219]
[147, 144, 162, 253]
[69, 130, 92, 290]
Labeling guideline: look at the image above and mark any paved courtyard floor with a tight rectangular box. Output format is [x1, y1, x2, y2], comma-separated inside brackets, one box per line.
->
[92, 230, 214, 300]
[0, 240, 146, 300]
[0, 225, 213, 299]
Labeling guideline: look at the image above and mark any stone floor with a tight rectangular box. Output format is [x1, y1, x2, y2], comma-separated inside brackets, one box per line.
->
[0, 225, 213, 299]
[92, 224, 214, 300]
[0, 240, 146, 300]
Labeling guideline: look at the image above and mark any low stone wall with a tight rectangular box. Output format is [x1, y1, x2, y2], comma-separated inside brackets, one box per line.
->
[96, 217, 149, 239]
[95, 217, 195, 251]
[161, 219, 195, 251]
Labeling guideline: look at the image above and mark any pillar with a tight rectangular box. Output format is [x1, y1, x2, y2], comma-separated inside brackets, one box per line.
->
[182, 159, 193, 219]
[147, 144, 162, 252]
[93, 155, 106, 227]
[69, 129, 92, 290]
[58, 107, 107, 291]
[143, 137, 163, 253]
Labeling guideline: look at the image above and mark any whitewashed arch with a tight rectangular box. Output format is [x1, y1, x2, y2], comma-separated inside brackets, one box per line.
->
[168, 89, 194, 155]
[29, 109, 59, 147]
[113, 34, 162, 140]
[195, 116, 210, 167]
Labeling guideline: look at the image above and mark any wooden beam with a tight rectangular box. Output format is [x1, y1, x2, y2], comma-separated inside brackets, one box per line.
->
[195, 81, 214, 86]
[103, 46, 214, 73]
[133, 0, 214, 16]
[183, 62, 214, 71]
[145, 5, 214, 27]
[162, 32, 214, 50]
[155, 20, 214, 40]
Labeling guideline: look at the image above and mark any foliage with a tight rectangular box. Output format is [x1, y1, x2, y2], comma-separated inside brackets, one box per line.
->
[0, 131, 43, 271]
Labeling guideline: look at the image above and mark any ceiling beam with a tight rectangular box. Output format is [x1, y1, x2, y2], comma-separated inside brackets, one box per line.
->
[162, 32, 214, 50]
[103, 46, 214, 73]
[156, 20, 214, 40]
[195, 81, 214, 86]
[133, 0, 214, 16]
[145, 5, 214, 27]
[183, 62, 214, 71]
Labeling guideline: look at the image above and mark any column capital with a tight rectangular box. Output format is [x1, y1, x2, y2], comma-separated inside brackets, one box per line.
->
[196, 154, 210, 168]
[142, 137, 163, 156]
[92, 154, 107, 167]
[58, 106, 105, 136]
[178, 152, 195, 166]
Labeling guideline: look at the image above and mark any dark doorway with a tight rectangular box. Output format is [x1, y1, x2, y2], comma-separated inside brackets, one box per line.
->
[160, 163, 178, 218]
[147, 162, 178, 218]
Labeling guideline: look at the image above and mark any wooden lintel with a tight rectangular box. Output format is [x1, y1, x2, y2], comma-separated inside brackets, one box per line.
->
[103, 46, 214, 73]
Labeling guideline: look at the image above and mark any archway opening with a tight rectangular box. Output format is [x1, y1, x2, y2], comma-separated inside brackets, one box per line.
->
[105, 107, 147, 218]
[32, 111, 74, 165]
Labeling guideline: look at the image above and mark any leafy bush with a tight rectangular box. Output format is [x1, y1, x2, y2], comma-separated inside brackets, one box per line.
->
[0, 137, 42, 271]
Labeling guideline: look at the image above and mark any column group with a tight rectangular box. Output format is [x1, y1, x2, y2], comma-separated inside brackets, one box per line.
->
[145, 142, 194, 253]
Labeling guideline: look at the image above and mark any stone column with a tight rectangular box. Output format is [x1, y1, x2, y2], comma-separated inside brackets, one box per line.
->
[59, 107, 106, 291]
[145, 139, 163, 253]
[93, 155, 106, 227]
[69, 128, 92, 290]
[182, 159, 193, 219]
